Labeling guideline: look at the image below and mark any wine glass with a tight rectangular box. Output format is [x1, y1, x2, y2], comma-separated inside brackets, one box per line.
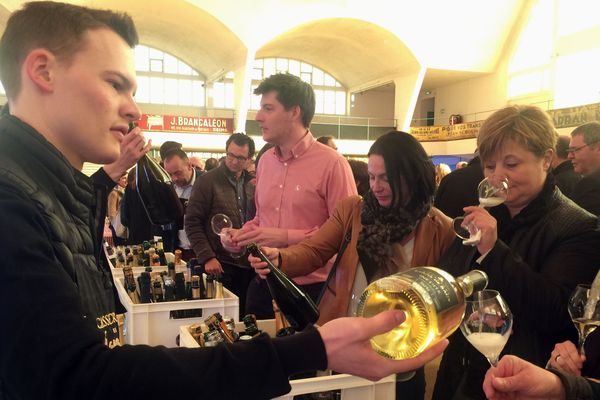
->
[460, 289, 513, 367]
[453, 176, 509, 246]
[568, 284, 600, 356]
[211, 213, 244, 258]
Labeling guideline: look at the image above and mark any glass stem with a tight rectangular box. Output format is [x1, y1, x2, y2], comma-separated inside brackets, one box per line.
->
[579, 334, 587, 356]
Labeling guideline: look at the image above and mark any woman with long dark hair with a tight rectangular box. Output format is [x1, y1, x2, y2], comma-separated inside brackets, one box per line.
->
[249, 130, 455, 399]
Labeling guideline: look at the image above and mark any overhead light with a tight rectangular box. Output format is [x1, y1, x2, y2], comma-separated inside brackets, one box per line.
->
[425, 90, 431, 95]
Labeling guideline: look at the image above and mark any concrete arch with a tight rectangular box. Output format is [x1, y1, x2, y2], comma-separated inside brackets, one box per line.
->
[82, 0, 247, 80]
[256, 18, 420, 89]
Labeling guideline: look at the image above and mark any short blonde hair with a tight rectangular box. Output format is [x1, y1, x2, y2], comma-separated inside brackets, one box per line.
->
[477, 105, 557, 162]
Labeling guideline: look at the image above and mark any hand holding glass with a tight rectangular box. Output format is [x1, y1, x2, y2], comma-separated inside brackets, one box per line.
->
[453, 176, 508, 245]
[568, 284, 600, 356]
[460, 289, 513, 367]
[211, 213, 245, 258]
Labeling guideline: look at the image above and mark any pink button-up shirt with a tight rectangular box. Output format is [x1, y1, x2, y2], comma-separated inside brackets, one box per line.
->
[244, 132, 357, 285]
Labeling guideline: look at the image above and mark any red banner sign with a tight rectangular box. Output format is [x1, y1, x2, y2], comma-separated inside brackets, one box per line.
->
[138, 114, 234, 134]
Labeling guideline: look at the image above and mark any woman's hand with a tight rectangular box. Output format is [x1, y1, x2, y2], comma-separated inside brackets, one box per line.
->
[248, 246, 280, 279]
[461, 206, 498, 254]
[548, 340, 585, 376]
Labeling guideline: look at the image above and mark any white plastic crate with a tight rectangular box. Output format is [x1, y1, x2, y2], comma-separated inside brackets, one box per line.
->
[179, 321, 395, 400]
[115, 275, 238, 347]
[106, 249, 187, 279]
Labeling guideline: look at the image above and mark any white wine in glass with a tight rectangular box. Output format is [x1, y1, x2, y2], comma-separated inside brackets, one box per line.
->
[453, 176, 508, 246]
[568, 284, 600, 355]
[460, 289, 512, 367]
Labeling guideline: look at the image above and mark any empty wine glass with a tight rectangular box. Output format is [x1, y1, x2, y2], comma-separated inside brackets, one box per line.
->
[211, 213, 244, 258]
[568, 284, 600, 356]
[460, 289, 513, 367]
[453, 176, 508, 246]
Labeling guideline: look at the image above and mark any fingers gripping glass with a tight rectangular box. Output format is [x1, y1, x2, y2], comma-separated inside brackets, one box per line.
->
[568, 284, 600, 356]
[460, 289, 513, 367]
[452, 176, 508, 246]
[211, 213, 245, 259]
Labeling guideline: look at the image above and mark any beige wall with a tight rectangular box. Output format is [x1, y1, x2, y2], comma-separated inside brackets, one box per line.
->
[350, 86, 395, 119]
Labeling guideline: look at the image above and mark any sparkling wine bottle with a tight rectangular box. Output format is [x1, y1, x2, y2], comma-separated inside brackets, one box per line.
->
[247, 243, 319, 330]
[132, 123, 183, 226]
[356, 266, 488, 360]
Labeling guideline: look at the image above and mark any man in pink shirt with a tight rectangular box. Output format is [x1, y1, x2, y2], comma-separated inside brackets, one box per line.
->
[224, 73, 356, 318]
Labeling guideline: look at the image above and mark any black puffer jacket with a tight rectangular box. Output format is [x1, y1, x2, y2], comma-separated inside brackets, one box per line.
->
[0, 114, 326, 400]
[433, 176, 600, 399]
[0, 115, 118, 337]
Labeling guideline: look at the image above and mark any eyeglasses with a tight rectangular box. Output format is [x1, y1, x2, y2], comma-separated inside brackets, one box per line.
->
[567, 141, 598, 154]
[226, 152, 249, 162]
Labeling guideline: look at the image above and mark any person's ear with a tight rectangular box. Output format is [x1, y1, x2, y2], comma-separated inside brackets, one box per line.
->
[543, 149, 553, 171]
[23, 49, 57, 93]
[289, 105, 302, 122]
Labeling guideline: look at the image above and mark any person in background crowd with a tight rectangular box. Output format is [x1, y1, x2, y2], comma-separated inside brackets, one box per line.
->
[433, 105, 600, 399]
[121, 167, 154, 245]
[222, 73, 357, 319]
[483, 355, 600, 400]
[249, 131, 455, 399]
[568, 122, 600, 215]
[160, 141, 197, 258]
[456, 160, 468, 169]
[107, 172, 128, 245]
[189, 155, 204, 172]
[551, 135, 581, 199]
[204, 157, 219, 171]
[434, 162, 451, 187]
[317, 135, 338, 151]
[185, 133, 256, 315]
[0, 3, 449, 399]
[347, 158, 369, 197]
[434, 154, 484, 219]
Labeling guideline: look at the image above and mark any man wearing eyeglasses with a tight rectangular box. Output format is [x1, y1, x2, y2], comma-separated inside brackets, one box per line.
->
[185, 133, 256, 313]
[568, 121, 600, 215]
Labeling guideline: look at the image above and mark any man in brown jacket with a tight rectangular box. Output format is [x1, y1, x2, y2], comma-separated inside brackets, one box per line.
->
[185, 133, 255, 313]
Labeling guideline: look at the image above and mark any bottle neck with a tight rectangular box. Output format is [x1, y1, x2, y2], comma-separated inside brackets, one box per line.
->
[456, 270, 488, 297]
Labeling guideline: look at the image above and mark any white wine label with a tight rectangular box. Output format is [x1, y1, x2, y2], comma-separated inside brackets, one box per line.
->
[404, 268, 459, 312]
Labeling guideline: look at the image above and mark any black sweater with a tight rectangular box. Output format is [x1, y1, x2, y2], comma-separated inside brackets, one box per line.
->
[433, 176, 600, 400]
[0, 114, 326, 399]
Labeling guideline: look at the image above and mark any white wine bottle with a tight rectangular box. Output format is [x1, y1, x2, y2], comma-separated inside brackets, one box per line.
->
[356, 266, 488, 360]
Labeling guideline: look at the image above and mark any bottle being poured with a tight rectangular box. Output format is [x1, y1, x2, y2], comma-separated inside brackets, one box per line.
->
[130, 122, 183, 226]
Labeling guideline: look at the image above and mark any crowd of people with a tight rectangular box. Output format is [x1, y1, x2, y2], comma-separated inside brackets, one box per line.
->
[2, 2, 600, 400]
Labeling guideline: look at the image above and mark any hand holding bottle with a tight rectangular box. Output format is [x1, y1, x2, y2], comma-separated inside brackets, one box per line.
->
[548, 340, 585, 376]
[248, 246, 280, 279]
[102, 125, 151, 181]
[318, 310, 448, 381]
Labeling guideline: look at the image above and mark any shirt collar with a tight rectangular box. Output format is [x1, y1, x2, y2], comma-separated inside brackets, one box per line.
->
[274, 130, 314, 162]
[223, 163, 247, 181]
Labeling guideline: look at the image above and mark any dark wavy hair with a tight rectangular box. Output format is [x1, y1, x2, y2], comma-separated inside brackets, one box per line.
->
[253, 73, 315, 128]
[368, 130, 436, 211]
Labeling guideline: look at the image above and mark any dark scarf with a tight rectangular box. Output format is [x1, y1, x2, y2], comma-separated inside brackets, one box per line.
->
[357, 191, 432, 282]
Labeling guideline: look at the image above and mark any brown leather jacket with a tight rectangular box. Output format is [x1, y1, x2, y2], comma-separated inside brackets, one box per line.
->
[279, 196, 455, 324]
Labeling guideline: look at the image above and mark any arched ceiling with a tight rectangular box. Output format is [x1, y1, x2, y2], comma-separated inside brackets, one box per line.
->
[256, 18, 419, 89]
[0, 0, 527, 91]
